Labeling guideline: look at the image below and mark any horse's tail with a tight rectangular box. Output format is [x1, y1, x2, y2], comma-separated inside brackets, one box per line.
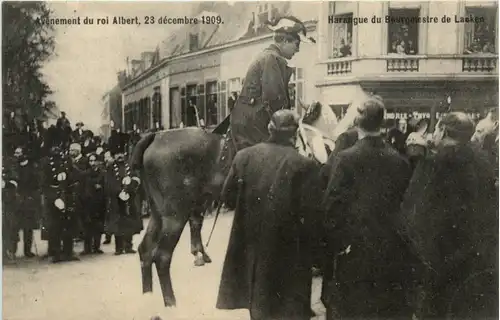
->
[129, 131, 156, 171]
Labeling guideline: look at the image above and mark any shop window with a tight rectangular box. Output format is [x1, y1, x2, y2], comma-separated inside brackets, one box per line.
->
[463, 6, 497, 54]
[330, 13, 353, 58]
[198, 84, 206, 126]
[228, 78, 241, 95]
[218, 81, 227, 120]
[387, 9, 420, 55]
[169, 87, 181, 129]
[205, 81, 218, 126]
[288, 67, 304, 113]
[152, 87, 162, 130]
[124, 104, 131, 132]
[185, 85, 198, 127]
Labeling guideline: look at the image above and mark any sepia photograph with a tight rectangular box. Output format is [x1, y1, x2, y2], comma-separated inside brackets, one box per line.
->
[2, 1, 498, 319]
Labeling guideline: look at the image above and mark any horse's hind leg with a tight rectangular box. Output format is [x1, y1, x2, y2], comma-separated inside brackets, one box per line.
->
[189, 209, 212, 267]
[138, 215, 159, 294]
[155, 215, 187, 307]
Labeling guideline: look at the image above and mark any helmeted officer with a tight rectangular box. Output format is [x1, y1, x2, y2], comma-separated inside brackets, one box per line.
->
[104, 133, 143, 255]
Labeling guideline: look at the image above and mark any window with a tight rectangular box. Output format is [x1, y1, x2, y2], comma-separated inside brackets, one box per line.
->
[463, 6, 497, 54]
[387, 9, 420, 55]
[205, 81, 218, 126]
[184, 84, 198, 127]
[330, 13, 353, 58]
[169, 87, 181, 129]
[198, 83, 205, 126]
[152, 87, 162, 130]
[256, 4, 276, 28]
[288, 67, 304, 114]
[330, 104, 349, 120]
[228, 78, 241, 95]
[218, 81, 227, 120]
[124, 104, 132, 132]
[189, 33, 199, 52]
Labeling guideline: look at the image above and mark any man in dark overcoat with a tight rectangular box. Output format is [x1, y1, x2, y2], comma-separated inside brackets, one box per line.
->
[81, 130, 97, 156]
[83, 153, 106, 254]
[13, 146, 40, 258]
[399, 112, 499, 319]
[217, 16, 315, 175]
[71, 121, 85, 144]
[40, 129, 80, 263]
[320, 98, 414, 319]
[2, 154, 19, 262]
[216, 110, 321, 320]
[105, 133, 142, 255]
[68, 143, 92, 254]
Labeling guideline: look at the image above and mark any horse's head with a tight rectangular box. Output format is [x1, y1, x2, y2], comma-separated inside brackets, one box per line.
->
[405, 118, 430, 159]
[295, 90, 381, 164]
[332, 89, 382, 140]
[471, 109, 498, 147]
[296, 101, 337, 163]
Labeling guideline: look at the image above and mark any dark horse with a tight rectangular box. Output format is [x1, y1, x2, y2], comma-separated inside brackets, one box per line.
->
[131, 127, 225, 307]
[131, 102, 335, 307]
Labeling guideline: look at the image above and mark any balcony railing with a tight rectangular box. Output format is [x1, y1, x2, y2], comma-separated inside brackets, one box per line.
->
[386, 57, 420, 72]
[462, 56, 497, 72]
[326, 59, 352, 75]
[322, 54, 499, 79]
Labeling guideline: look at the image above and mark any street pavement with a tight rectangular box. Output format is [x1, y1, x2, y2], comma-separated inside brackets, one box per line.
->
[3, 212, 325, 320]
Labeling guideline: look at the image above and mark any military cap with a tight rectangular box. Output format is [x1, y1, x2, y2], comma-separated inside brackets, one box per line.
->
[266, 16, 316, 43]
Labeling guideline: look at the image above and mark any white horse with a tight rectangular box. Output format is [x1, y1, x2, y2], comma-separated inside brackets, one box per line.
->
[297, 89, 377, 163]
[471, 109, 499, 147]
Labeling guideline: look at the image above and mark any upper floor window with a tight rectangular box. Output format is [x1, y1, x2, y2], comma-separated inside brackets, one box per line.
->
[255, 4, 277, 28]
[189, 33, 199, 52]
[330, 13, 353, 58]
[387, 8, 420, 55]
[463, 6, 497, 54]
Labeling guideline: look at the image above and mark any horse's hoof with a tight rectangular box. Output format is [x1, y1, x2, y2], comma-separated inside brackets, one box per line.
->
[203, 253, 212, 264]
[163, 297, 176, 307]
[194, 255, 205, 267]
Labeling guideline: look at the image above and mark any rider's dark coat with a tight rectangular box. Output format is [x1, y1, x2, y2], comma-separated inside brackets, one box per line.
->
[230, 44, 293, 150]
[219, 45, 294, 177]
[399, 141, 499, 319]
[216, 141, 321, 320]
[320, 136, 414, 318]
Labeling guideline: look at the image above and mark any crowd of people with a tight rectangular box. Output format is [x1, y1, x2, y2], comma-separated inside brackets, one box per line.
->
[215, 102, 499, 320]
[2, 112, 146, 263]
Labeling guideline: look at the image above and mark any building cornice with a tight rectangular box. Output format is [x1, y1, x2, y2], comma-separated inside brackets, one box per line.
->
[122, 20, 317, 92]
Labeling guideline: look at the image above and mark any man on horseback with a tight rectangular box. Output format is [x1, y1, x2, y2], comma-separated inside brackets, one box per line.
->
[219, 16, 315, 173]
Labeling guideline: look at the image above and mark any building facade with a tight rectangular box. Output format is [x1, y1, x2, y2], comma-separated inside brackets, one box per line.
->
[121, 1, 318, 132]
[121, 1, 497, 134]
[316, 0, 498, 126]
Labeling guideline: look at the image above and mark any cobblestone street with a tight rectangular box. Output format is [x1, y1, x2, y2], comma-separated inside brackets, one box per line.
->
[3, 212, 325, 320]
